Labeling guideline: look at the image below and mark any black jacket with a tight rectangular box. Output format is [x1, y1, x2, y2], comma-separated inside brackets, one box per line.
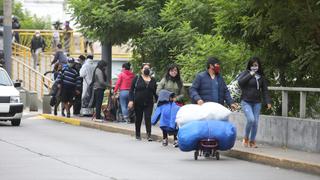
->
[238, 71, 271, 104]
[129, 75, 157, 106]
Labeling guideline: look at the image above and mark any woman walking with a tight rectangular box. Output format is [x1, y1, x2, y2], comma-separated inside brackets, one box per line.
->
[114, 62, 135, 122]
[238, 57, 272, 148]
[156, 64, 185, 147]
[128, 63, 157, 141]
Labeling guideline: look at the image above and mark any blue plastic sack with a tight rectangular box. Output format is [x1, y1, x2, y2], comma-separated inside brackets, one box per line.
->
[178, 120, 237, 152]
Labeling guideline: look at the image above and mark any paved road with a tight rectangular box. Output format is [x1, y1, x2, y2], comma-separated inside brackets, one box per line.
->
[0, 115, 319, 180]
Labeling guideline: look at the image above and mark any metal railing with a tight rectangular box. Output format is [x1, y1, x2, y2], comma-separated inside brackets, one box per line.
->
[268, 86, 320, 118]
[11, 56, 53, 100]
[12, 42, 53, 74]
[13, 29, 75, 53]
[184, 83, 320, 119]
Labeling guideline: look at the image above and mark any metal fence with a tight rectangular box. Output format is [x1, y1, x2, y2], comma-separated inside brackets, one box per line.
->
[11, 56, 53, 100]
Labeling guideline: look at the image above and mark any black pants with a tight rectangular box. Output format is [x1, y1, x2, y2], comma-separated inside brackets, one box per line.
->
[94, 88, 105, 119]
[163, 130, 177, 140]
[73, 94, 82, 115]
[134, 103, 153, 137]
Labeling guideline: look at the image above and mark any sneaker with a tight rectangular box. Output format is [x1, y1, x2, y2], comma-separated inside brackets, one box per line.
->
[147, 135, 153, 142]
[62, 111, 65, 117]
[94, 119, 104, 123]
[173, 140, 179, 148]
[242, 138, 249, 147]
[162, 138, 168, 146]
[136, 136, 141, 140]
[67, 113, 70, 118]
[249, 141, 258, 148]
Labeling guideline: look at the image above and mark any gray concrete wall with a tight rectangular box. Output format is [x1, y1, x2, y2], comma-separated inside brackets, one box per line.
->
[229, 113, 320, 153]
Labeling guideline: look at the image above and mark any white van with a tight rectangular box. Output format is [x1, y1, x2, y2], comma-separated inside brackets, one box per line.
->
[0, 67, 23, 126]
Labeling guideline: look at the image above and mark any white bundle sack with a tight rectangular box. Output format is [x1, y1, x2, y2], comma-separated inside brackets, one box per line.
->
[176, 104, 206, 127]
[176, 102, 232, 127]
[201, 102, 231, 120]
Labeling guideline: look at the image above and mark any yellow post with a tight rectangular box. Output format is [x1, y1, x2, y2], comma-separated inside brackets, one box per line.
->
[34, 72, 37, 92]
[24, 48, 27, 64]
[41, 77, 44, 98]
[23, 65, 25, 84]
[29, 52, 32, 67]
[17, 61, 20, 80]
[39, 54, 42, 73]
[28, 69, 31, 90]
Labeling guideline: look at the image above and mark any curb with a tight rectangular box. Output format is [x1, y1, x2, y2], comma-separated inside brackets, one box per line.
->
[40, 114, 320, 175]
[222, 150, 320, 175]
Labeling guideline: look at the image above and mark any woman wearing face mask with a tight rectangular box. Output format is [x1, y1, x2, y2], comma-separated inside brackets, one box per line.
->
[128, 63, 157, 141]
[238, 57, 272, 148]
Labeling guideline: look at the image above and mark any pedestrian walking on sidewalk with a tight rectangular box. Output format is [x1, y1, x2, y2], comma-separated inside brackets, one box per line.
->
[30, 31, 46, 69]
[128, 63, 157, 141]
[114, 62, 135, 122]
[238, 57, 272, 148]
[156, 64, 185, 147]
[189, 57, 237, 110]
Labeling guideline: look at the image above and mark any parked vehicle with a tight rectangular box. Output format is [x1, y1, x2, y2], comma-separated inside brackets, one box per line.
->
[0, 67, 23, 126]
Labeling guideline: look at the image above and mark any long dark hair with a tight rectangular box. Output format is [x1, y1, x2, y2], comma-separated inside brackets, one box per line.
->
[97, 60, 107, 81]
[246, 57, 265, 76]
[165, 64, 183, 90]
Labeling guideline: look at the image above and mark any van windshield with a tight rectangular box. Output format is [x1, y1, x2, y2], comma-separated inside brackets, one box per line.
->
[0, 69, 13, 86]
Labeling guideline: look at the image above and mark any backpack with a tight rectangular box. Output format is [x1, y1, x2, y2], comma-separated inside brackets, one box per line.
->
[227, 73, 242, 103]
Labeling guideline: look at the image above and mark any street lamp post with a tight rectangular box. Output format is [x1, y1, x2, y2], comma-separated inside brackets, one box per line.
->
[3, 0, 12, 76]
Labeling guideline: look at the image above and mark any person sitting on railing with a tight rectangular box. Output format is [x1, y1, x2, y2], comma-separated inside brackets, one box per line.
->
[30, 31, 46, 69]
[51, 43, 67, 66]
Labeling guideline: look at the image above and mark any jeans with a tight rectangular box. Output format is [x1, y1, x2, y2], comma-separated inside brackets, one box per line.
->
[241, 100, 261, 141]
[119, 90, 130, 118]
[94, 88, 105, 119]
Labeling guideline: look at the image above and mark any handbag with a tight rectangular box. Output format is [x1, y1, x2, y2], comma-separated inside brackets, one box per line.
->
[128, 75, 140, 123]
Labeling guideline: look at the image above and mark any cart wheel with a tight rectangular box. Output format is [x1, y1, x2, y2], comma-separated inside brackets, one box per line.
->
[194, 151, 198, 160]
[216, 152, 220, 160]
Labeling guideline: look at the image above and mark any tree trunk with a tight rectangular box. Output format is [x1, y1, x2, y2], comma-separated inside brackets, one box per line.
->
[102, 41, 112, 87]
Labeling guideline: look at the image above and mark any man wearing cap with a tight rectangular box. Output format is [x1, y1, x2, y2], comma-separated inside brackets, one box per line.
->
[30, 31, 46, 69]
[189, 57, 237, 110]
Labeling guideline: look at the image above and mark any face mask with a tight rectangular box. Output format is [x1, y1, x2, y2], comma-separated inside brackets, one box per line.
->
[35, 34, 40, 37]
[143, 68, 150, 76]
[213, 64, 220, 75]
[250, 66, 259, 72]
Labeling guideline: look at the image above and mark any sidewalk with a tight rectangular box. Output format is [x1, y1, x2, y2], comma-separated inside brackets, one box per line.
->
[40, 113, 320, 175]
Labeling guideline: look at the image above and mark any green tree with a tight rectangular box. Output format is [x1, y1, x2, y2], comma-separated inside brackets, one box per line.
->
[214, 0, 320, 117]
[69, 0, 143, 44]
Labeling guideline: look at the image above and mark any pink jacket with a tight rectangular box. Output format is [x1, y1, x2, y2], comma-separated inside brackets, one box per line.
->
[114, 70, 135, 93]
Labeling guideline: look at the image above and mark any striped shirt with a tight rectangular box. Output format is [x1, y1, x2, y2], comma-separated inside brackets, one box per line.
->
[56, 67, 82, 89]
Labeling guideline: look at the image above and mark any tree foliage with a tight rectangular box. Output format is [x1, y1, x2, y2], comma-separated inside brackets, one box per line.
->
[69, 0, 143, 44]
[0, 0, 51, 29]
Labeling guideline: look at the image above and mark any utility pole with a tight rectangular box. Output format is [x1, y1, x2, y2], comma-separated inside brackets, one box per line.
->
[3, 0, 12, 76]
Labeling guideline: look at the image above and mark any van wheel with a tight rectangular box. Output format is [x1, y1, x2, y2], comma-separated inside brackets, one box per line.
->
[11, 119, 21, 126]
